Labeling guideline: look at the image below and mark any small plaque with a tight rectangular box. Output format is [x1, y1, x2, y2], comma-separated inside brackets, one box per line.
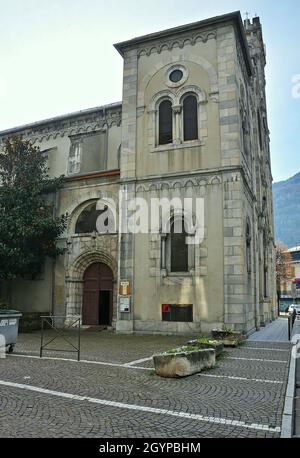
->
[120, 296, 130, 313]
[120, 280, 130, 296]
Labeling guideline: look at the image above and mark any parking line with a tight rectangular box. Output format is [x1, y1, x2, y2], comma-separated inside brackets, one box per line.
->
[124, 357, 153, 366]
[0, 379, 281, 433]
[198, 374, 284, 384]
[243, 347, 290, 353]
[227, 357, 286, 364]
[8, 353, 153, 371]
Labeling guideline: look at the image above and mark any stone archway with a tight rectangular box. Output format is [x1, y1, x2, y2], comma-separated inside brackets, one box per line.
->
[65, 250, 118, 325]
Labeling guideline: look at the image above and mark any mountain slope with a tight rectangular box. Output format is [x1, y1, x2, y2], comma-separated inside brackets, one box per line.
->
[273, 172, 300, 247]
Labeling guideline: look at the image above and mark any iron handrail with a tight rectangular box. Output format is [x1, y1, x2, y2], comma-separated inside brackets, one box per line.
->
[40, 315, 81, 361]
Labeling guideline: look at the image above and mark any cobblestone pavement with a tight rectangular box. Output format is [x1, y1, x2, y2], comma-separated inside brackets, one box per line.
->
[248, 318, 289, 342]
[0, 331, 291, 438]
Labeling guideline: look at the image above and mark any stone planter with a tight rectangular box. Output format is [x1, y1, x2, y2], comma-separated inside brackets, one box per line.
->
[221, 338, 240, 348]
[153, 349, 215, 378]
[187, 340, 224, 357]
[211, 329, 244, 347]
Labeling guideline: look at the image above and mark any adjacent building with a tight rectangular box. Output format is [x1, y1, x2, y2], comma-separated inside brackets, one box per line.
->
[280, 245, 300, 309]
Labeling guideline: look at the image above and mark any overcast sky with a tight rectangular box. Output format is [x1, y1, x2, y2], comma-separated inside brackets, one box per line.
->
[0, 0, 299, 182]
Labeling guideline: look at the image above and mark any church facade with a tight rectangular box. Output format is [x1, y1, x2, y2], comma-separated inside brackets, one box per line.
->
[0, 12, 276, 335]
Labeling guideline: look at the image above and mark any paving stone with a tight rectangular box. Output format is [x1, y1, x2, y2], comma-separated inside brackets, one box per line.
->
[0, 331, 291, 438]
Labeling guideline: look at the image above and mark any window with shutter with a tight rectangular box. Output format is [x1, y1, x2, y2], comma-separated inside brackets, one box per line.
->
[159, 100, 173, 145]
[183, 95, 198, 141]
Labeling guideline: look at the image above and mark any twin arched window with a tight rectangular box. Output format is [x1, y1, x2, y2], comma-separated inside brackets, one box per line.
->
[159, 100, 173, 145]
[183, 95, 198, 141]
[158, 94, 198, 146]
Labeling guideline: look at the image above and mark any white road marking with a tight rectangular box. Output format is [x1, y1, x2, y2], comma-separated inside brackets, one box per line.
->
[227, 357, 286, 364]
[8, 354, 153, 371]
[243, 347, 289, 353]
[198, 374, 284, 384]
[124, 356, 153, 366]
[0, 379, 281, 433]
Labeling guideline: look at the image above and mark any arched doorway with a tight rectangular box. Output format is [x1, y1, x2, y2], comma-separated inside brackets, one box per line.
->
[82, 263, 113, 326]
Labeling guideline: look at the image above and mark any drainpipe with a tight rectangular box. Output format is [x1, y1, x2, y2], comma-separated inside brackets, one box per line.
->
[51, 188, 59, 316]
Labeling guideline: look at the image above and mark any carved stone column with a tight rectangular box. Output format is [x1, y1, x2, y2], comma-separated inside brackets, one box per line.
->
[172, 105, 182, 145]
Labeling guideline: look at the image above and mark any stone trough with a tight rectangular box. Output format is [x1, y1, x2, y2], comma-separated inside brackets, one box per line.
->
[211, 329, 244, 347]
[153, 348, 216, 378]
[187, 339, 224, 356]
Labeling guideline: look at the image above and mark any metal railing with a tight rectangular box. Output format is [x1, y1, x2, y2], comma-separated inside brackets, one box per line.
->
[288, 309, 297, 341]
[40, 315, 81, 361]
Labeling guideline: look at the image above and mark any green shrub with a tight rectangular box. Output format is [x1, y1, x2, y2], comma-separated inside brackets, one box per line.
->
[0, 299, 9, 310]
[165, 345, 198, 354]
[195, 337, 219, 344]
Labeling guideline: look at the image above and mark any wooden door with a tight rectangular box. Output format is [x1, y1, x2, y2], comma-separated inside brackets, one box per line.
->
[82, 263, 113, 325]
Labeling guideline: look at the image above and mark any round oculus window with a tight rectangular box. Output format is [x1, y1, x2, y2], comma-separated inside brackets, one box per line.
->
[169, 69, 183, 83]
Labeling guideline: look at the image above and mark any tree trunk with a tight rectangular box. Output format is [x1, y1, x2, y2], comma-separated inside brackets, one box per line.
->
[277, 290, 281, 316]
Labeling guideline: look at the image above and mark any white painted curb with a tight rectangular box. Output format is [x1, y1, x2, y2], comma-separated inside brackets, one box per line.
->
[281, 345, 297, 438]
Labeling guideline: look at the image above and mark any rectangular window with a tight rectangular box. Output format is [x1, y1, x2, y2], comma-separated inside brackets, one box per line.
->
[68, 131, 107, 175]
[68, 141, 81, 174]
[162, 304, 193, 322]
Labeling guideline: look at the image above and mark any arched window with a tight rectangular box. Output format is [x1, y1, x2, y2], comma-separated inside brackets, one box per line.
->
[246, 221, 252, 274]
[159, 100, 173, 145]
[75, 203, 112, 234]
[170, 218, 188, 272]
[257, 110, 263, 150]
[183, 95, 198, 141]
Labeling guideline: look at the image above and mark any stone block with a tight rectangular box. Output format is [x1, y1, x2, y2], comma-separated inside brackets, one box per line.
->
[153, 349, 215, 378]
[149, 250, 160, 259]
[220, 99, 237, 110]
[220, 115, 239, 126]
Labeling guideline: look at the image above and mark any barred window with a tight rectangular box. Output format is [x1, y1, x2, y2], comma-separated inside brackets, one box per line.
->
[183, 95, 198, 141]
[170, 219, 188, 272]
[159, 100, 173, 145]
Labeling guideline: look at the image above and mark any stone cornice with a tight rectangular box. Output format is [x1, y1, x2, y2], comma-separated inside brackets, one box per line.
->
[121, 165, 243, 185]
[137, 30, 217, 58]
[115, 12, 252, 75]
[0, 104, 122, 145]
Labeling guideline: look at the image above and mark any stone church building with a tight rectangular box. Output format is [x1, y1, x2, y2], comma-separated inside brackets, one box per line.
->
[0, 12, 276, 335]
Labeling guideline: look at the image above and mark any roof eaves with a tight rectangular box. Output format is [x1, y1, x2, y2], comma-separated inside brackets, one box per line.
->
[0, 101, 122, 137]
